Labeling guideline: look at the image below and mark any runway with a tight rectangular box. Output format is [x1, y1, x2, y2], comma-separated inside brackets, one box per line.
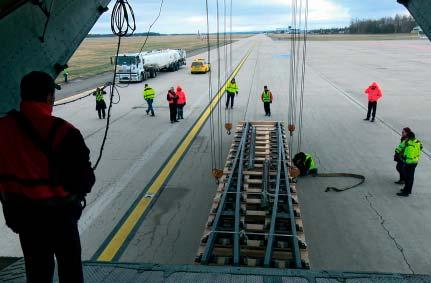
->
[1, 34, 431, 275]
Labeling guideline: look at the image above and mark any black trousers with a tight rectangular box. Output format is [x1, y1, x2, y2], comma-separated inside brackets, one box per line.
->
[177, 104, 184, 119]
[403, 163, 417, 194]
[264, 102, 271, 116]
[226, 92, 235, 108]
[96, 101, 106, 119]
[396, 162, 405, 181]
[366, 101, 377, 119]
[16, 204, 83, 283]
[169, 104, 177, 122]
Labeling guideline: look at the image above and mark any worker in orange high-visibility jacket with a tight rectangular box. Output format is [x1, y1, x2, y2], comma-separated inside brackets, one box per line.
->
[176, 85, 187, 120]
[363, 82, 383, 122]
[0, 71, 95, 283]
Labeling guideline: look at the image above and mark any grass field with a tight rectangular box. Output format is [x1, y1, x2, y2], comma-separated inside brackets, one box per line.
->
[63, 35, 250, 81]
[268, 33, 422, 41]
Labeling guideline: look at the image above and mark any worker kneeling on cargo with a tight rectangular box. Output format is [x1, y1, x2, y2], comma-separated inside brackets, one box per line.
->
[293, 152, 318, 177]
[397, 130, 422, 197]
[0, 71, 95, 283]
[225, 78, 238, 109]
[93, 87, 107, 119]
[143, 83, 156, 116]
[261, 85, 273, 116]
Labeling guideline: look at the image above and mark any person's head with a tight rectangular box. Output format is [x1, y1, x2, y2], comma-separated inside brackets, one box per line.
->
[176, 85, 182, 91]
[231, 78, 235, 83]
[264, 85, 268, 91]
[401, 127, 411, 139]
[407, 131, 416, 140]
[170, 86, 174, 91]
[145, 83, 148, 87]
[20, 71, 60, 105]
[370, 82, 379, 90]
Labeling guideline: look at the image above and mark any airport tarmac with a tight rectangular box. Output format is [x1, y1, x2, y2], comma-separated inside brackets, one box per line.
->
[1, 34, 430, 275]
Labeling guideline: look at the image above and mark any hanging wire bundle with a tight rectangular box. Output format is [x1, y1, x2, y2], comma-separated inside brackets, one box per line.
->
[287, 0, 309, 158]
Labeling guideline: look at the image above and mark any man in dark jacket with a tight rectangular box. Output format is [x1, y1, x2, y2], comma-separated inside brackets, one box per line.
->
[167, 87, 179, 123]
[0, 71, 95, 283]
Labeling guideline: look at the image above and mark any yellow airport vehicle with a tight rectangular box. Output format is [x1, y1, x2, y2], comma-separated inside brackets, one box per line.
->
[191, 58, 210, 74]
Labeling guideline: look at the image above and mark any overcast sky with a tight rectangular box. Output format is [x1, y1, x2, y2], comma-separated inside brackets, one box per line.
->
[90, 0, 410, 34]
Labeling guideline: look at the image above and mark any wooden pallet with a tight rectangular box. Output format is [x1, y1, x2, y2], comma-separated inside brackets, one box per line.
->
[196, 121, 309, 269]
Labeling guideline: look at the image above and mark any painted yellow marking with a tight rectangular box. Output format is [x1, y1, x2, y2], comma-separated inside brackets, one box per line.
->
[97, 47, 253, 262]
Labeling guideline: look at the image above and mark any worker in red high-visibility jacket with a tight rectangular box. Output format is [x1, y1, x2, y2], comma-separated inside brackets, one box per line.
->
[0, 71, 95, 283]
[363, 82, 383, 122]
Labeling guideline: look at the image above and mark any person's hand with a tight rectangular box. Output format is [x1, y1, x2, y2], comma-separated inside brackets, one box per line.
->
[236, 92, 238, 96]
[184, 102, 186, 106]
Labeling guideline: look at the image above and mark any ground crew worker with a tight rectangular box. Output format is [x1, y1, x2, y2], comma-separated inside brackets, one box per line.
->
[393, 127, 411, 184]
[261, 85, 273, 116]
[143, 83, 156, 116]
[225, 78, 238, 109]
[363, 82, 383, 122]
[93, 87, 107, 119]
[63, 68, 69, 83]
[167, 87, 179, 123]
[293, 152, 318, 177]
[176, 85, 187, 120]
[397, 130, 422, 197]
[0, 71, 95, 283]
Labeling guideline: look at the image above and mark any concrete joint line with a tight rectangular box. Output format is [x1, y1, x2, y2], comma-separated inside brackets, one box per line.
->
[364, 192, 415, 274]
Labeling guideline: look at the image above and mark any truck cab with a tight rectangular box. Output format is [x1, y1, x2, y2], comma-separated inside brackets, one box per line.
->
[113, 53, 148, 83]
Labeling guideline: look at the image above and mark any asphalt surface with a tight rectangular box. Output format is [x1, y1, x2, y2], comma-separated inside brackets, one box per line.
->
[1, 35, 431, 275]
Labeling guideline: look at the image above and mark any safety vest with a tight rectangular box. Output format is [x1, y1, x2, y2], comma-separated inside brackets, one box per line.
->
[403, 138, 422, 164]
[95, 90, 105, 102]
[262, 90, 272, 102]
[226, 82, 238, 93]
[305, 154, 316, 170]
[395, 140, 406, 154]
[144, 87, 156, 99]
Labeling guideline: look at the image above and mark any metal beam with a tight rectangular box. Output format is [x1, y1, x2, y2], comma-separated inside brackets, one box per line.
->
[233, 122, 249, 266]
[280, 123, 302, 268]
[248, 126, 256, 169]
[397, 0, 431, 40]
[201, 123, 249, 264]
[263, 123, 282, 267]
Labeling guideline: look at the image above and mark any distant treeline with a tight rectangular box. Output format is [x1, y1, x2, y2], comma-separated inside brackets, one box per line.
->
[349, 14, 416, 34]
[87, 32, 161, 38]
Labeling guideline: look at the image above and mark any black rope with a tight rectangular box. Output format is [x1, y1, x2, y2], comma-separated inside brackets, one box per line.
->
[92, 0, 136, 170]
[138, 0, 164, 54]
[297, 0, 308, 152]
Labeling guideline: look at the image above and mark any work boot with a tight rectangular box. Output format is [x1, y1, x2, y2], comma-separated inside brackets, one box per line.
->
[146, 110, 149, 115]
[396, 192, 409, 197]
[363, 118, 369, 121]
[394, 180, 405, 185]
[371, 118, 375, 122]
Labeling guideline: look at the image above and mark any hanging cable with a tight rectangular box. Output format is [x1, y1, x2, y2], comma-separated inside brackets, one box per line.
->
[92, 0, 136, 170]
[206, 0, 218, 179]
[215, 0, 224, 169]
[297, 0, 308, 152]
[138, 0, 164, 54]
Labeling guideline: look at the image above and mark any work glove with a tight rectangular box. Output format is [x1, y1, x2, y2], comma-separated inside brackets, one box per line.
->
[236, 92, 238, 96]
[184, 102, 186, 106]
